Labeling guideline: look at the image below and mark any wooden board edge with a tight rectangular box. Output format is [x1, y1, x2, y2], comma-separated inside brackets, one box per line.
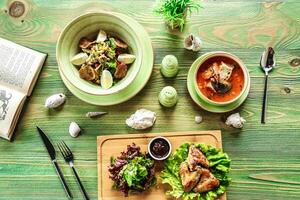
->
[97, 130, 222, 146]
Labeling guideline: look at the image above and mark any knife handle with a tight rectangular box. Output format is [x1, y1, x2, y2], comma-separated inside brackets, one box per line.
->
[52, 160, 73, 199]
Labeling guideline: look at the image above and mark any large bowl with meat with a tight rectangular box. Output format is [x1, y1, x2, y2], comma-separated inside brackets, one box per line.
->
[56, 12, 143, 95]
[192, 52, 250, 106]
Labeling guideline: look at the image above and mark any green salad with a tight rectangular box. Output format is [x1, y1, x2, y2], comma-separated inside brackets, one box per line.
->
[160, 143, 231, 200]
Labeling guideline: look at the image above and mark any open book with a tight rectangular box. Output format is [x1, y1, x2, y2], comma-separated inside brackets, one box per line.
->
[0, 38, 47, 140]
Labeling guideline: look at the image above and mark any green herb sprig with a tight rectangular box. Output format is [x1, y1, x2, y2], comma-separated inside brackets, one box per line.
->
[155, 0, 202, 31]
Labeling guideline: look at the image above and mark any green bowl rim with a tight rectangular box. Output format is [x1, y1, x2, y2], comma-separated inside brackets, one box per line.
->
[192, 51, 250, 106]
[56, 11, 143, 96]
[58, 13, 154, 106]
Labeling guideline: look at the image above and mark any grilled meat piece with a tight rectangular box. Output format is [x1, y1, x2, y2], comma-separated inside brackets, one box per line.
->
[179, 161, 202, 192]
[114, 62, 127, 79]
[193, 169, 220, 193]
[187, 145, 209, 170]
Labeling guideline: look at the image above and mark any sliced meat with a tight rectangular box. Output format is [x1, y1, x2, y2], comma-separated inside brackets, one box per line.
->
[187, 145, 210, 170]
[179, 161, 202, 192]
[193, 169, 220, 193]
[114, 62, 127, 79]
[79, 37, 94, 49]
[115, 38, 128, 49]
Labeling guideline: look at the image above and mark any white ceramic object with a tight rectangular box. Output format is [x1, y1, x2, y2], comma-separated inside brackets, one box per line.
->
[148, 136, 172, 161]
[126, 109, 156, 130]
[45, 93, 66, 109]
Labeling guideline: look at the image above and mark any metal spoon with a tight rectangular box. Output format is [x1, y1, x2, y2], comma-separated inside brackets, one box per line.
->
[260, 47, 275, 124]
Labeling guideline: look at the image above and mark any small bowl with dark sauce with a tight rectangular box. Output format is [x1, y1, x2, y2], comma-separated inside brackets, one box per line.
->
[148, 136, 172, 161]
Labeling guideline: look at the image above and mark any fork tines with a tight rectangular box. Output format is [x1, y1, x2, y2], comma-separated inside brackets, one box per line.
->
[57, 141, 73, 163]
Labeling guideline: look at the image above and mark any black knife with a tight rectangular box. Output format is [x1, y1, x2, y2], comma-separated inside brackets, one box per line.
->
[37, 126, 73, 199]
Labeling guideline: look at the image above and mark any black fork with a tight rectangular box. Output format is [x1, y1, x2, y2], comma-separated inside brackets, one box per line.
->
[58, 141, 89, 200]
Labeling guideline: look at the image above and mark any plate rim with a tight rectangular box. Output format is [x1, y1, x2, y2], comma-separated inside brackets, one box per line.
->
[187, 54, 250, 113]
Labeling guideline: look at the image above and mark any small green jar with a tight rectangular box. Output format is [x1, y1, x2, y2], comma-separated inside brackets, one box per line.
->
[161, 55, 179, 78]
[158, 86, 178, 107]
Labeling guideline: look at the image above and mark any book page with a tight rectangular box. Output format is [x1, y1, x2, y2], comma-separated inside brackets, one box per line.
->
[0, 85, 26, 140]
[0, 38, 47, 96]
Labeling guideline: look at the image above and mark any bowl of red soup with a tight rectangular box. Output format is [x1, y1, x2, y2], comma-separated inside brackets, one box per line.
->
[193, 52, 250, 106]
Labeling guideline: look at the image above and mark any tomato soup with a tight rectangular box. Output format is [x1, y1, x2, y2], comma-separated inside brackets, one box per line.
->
[196, 56, 245, 103]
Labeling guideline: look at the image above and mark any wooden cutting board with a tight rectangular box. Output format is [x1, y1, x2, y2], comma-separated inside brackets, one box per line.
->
[97, 131, 226, 200]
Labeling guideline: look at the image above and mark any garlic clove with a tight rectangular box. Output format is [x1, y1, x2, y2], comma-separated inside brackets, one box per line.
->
[117, 54, 136, 64]
[101, 70, 113, 89]
[69, 122, 81, 138]
[70, 52, 88, 66]
[45, 93, 66, 109]
[96, 30, 107, 43]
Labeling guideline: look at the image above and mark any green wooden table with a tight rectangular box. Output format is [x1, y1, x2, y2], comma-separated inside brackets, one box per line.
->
[1, 0, 300, 199]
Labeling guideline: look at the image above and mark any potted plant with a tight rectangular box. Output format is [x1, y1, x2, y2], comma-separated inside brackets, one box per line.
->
[155, 0, 201, 31]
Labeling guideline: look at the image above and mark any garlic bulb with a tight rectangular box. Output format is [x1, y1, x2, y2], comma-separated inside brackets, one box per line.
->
[184, 34, 202, 52]
[161, 55, 179, 78]
[225, 113, 246, 128]
[126, 109, 156, 130]
[45, 93, 66, 109]
[158, 86, 178, 107]
[69, 122, 81, 138]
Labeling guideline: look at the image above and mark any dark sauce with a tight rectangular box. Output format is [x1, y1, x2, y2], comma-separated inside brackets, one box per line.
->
[150, 138, 170, 158]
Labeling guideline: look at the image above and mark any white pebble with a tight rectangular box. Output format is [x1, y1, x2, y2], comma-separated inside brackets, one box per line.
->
[195, 115, 203, 124]
[69, 122, 81, 138]
[45, 93, 66, 109]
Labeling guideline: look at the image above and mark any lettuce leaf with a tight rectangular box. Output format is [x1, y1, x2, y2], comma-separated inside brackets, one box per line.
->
[160, 143, 231, 200]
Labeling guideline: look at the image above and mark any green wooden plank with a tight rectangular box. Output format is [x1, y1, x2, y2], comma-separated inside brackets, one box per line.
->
[0, 0, 300, 199]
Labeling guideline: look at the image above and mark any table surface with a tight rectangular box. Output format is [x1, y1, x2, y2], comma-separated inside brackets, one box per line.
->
[0, 0, 300, 200]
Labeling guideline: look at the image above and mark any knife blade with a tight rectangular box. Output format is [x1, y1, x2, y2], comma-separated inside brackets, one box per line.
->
[37, 126, 73, 199]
